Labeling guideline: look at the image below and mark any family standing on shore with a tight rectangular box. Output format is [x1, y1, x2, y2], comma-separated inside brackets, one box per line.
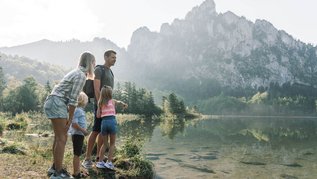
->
[44, 50, 127, 179]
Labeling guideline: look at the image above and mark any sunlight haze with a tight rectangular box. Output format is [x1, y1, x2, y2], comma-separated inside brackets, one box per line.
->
[0, 0, 316, 48]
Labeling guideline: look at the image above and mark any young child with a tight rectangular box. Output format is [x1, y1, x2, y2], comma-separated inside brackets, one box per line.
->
[69, 92, 90, 178]
[95, 86, 128, 170]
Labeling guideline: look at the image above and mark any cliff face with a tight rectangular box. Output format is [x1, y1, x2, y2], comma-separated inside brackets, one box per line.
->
[127, 0, 317, 90]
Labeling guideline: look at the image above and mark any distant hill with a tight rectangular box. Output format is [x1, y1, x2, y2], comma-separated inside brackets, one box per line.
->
[0, 38, 129, 81]
[0, 52, 66, 84]
[0, 38, 123, 67]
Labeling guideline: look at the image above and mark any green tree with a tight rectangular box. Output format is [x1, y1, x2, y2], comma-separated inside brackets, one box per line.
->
[114, 82, 161, 116]
[44, 80, 52, 94]
[2, 77, 39, 114]
[167, 93, 186, 114]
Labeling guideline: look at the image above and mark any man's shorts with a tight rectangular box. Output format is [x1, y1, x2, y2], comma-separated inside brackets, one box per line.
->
[101, 116, 117, 135]
[44, 95, 68, 119]
[92, 104, 102, 132]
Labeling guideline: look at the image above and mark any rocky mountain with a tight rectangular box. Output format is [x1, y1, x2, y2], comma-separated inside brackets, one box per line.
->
[126, 0, 317, 100]
[1, 0, 316, 102]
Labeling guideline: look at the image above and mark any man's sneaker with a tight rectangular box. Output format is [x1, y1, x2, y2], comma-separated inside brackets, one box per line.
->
[47, 166, 55, 176]
[105, 161, 115, 170]
[50, 169, 73, 179]
[96, 161, 106, 169]
[81, 160, 93, 169]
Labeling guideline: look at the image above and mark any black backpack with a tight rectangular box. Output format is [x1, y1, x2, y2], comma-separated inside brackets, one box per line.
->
[83, 65, 106, 99]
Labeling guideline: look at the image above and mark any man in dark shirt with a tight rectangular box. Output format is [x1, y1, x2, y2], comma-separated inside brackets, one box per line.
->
[82, 50, 116, 168]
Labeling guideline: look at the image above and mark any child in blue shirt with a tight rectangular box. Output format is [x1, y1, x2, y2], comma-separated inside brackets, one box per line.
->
[69, 92, 89, 178]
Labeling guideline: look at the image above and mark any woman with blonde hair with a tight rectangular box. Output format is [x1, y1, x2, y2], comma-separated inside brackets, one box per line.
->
[44, 52, 95, 178]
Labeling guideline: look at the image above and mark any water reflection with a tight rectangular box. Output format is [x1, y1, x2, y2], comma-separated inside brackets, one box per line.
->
[117, 117, 160, 142]
[187, 116, 317, 148]
[118, 116, 317, 148]
[159, 116, 185, 139]
[117, 116, 317, 178]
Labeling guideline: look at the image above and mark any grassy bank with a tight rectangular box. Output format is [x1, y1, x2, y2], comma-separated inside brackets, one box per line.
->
[0, 112, 154, 178]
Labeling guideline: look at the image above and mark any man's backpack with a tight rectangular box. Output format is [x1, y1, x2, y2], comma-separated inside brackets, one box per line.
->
[83, 79, 95, 98]
[83, 65, 106, 99]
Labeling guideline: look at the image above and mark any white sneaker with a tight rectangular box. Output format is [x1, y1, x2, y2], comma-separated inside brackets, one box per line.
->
[81, 160, 93, 169]
[96, 161, 106, 169]
[105, 161, 115, 170]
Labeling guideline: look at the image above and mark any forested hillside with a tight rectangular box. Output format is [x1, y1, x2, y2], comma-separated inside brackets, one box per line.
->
[0, 53, 66, 85]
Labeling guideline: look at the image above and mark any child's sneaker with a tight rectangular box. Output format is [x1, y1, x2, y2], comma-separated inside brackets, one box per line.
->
[105, 161, 115, 170]
[81, 160, 93, 169]
[96, 161, 106, 169]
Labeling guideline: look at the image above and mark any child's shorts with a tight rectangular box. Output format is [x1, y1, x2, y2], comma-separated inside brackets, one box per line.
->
[101, 116, 117, 135]
[72, 134, 84, 156]
[44, 95, 68, 119]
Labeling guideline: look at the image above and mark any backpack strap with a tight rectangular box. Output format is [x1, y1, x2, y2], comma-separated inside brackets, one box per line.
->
[96, 65, 105, 90]
[98, 65, 114, 89]
[99, 65, 105, 90]
[109, 69, 114, 78]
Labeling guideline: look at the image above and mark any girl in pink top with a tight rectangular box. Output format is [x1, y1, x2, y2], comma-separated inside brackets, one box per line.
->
[96, 86, 128, 170]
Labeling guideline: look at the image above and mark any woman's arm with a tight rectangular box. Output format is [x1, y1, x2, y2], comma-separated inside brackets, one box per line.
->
[67, 105, 76, 129]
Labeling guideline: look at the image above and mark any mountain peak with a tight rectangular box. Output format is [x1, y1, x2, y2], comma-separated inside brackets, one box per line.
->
[185, 0, 217, 20]
[201, 0, 216, 10]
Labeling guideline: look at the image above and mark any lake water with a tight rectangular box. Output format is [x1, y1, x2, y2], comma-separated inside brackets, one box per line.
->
[118, 116, 317, 179]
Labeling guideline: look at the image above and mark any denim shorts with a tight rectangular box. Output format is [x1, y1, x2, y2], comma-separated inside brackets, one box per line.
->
[44, 95, 68, 119]
[101, 116, 117, 135]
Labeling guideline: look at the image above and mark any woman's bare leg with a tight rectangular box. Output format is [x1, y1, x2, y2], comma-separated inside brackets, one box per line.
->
[51, 119, 68, 172]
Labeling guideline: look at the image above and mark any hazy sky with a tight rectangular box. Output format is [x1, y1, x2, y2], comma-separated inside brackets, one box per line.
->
[0, 0, 316, 48]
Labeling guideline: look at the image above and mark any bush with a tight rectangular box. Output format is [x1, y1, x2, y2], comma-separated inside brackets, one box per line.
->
[272, 95, 315, 114]
[128, 157, 154, 178]
[117, 139, 141, 158]
[6, 122, 25, 130]
[248, 92, 269, 104]
[6, 113, 29, 130]
[0, 112, 12, 135]
[2, 144, 26, 155]
[115, 138, 154, 178]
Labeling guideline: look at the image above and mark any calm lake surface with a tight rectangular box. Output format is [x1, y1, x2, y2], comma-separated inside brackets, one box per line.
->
[118, 116, 317, 179]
